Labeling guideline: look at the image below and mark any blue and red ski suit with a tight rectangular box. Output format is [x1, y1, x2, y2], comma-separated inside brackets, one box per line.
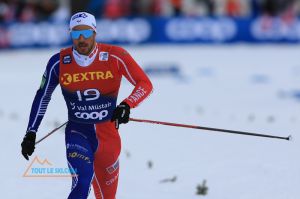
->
[26, 43, 153, 199]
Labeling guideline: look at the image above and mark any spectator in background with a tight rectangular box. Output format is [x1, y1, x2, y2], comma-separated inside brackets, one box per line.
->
[250, 0, 261, 17]
[132, 0, 173, 17]
[36, 0, 59, 21]
[247, 0, 300, 18]
[129, 0, 159, 17]
[278, 0, 299, 24]
[18, 1, 36, 22]
[72, 0, 127, 19]
[2, 0, 300, 22]
[86, 0, 106, 18]
[170, 0, 182, 16]
[260, 0, 296, 16]
[261, 0, 279, 16]
[294, 0, 300, 15]
[103, 0, 131, 19]
[0, 0, 37, 22]
[150, 0, 164, 16]
[130, 0, 147, 16]
[0, 0, 60, 22]
[200, 0, 215, 16]
[182, 0, 216, 16]
[225, 0, 241, 17]
[71, 0, 90, 16]
[0, 0, 16, 22]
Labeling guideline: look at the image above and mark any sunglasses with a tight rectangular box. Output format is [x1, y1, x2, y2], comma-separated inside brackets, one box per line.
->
[70, 29, 94, 39]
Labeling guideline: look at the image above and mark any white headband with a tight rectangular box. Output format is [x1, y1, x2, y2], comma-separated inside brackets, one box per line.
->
[69, 12, 97, 32]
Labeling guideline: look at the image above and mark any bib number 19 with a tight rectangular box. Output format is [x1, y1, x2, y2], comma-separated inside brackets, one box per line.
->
[76, 89, 100, 101]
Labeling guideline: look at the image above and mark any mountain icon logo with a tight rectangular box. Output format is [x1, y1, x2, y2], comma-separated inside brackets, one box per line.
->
[23, 156, 77, 178]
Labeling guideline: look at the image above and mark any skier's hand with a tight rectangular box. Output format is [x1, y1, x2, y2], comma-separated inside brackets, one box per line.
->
[21, 131, 36, 160]
[111, 102, 130, 129]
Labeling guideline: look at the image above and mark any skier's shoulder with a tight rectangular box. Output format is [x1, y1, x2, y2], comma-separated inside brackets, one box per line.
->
[47, 52, 60, 67]
[99, 43, 128, 56]
[44, 52, 60, 76]
[60, 46, 73, 52]
[48, 52, 60, 63]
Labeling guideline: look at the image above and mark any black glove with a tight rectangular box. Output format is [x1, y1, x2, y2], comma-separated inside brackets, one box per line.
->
[21, 131, 36, 160]
[111, 102, 130, 129]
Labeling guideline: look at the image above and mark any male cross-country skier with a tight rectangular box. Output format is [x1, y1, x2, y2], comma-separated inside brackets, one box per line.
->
[21, 12, 153, 199]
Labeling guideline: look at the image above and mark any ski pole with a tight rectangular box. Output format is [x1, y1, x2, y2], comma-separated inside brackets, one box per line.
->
[129, 118, 292, 141]
[35, 121, 68, 145]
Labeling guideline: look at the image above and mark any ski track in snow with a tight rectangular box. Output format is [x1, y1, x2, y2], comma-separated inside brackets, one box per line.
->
[1, 45, 299, 199]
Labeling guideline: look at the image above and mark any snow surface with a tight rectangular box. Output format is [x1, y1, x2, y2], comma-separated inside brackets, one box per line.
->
[0, 45, 299, 199]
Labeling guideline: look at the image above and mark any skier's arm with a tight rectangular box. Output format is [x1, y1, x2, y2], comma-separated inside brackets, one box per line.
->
[22, 53, 60, 160]
[26, 53, 60, 133]
[111, 47, 153, 108]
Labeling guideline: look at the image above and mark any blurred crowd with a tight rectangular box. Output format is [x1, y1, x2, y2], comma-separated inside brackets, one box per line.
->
[0, 0, 67, 22]
[1, 0, 300, 22]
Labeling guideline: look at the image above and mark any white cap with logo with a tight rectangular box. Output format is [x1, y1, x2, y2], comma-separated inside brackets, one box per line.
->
[69, 12, 97, 32]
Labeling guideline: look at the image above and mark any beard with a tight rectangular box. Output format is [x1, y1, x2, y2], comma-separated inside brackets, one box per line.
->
[78, 42, 88, 48]
[76, 42, 92, 55]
